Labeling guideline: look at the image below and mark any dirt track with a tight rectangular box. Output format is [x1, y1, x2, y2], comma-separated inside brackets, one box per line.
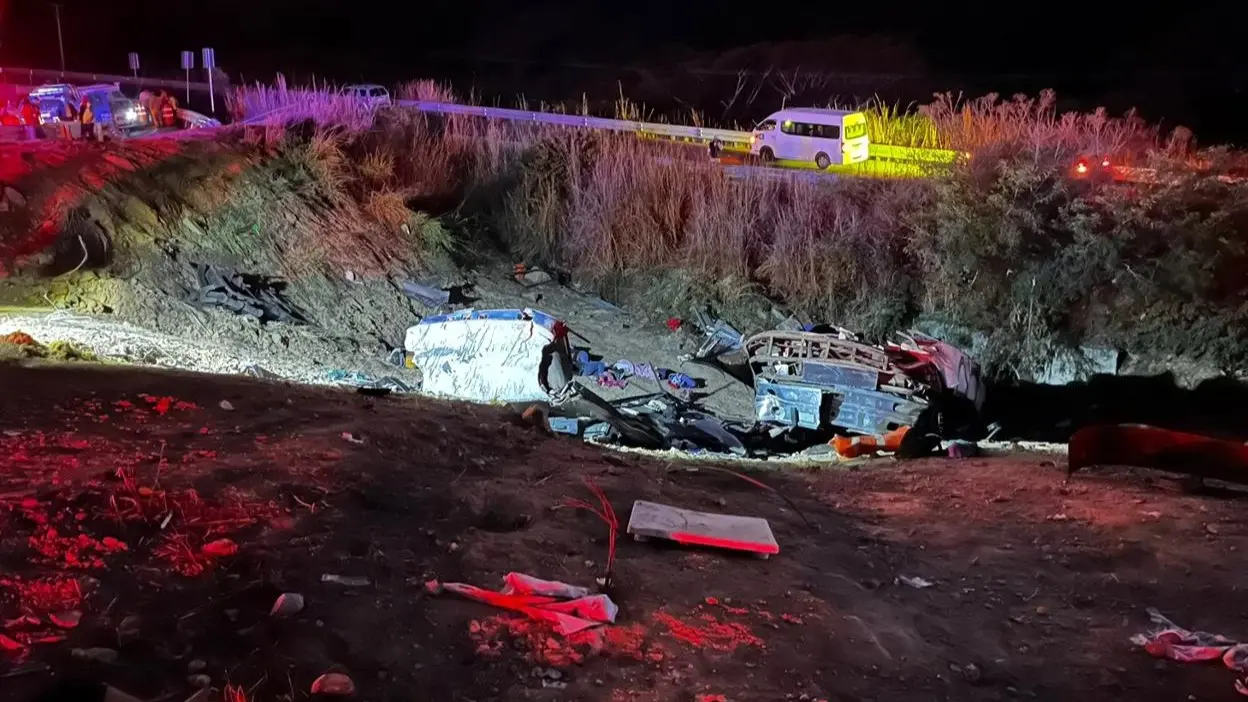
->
[0, 361, 1245, 702]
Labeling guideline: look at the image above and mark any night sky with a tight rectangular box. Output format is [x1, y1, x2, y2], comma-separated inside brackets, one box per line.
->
[1, 0, 1245, 138]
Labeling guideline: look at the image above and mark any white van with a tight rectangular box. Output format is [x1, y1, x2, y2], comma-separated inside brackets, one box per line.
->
[343, 84, 392, 109]
[749, 108, 869, 169]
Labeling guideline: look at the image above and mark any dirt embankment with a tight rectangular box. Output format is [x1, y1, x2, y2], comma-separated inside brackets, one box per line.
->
[0, 134, 445, 383]
[0, 131, 762, 421]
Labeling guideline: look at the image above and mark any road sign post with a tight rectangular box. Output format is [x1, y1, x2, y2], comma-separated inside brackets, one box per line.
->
[181, 51, 194, 104]
[127, 52, 140, 82]
[201, 48, 216, 113]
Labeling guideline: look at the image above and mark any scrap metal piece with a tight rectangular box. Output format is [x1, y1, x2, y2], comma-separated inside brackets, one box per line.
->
[746, 330, 933, 435]
[626, 500, 779, 556]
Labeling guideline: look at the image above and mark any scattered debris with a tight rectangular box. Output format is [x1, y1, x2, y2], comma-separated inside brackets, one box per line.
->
[1070, 424, 1248, 486]
[270, 592, 305, 618]
[187, 674, 212, 688]
[562, 480, 619, 587]
[519, 269, 553, 286]
[896, 575, 935, 589]
[321, 574, 370, 587]
[399, 280, 451, 307]
[947, 440, 981, 458]
[48, 610, 81, 628]
[311, 672, 357, 696]
[426, 572, 619, 635]
[341, 432, 365, 444]
[626, 500, 779, 557]
[326, 369, 418, 394]
[191, 263, 306, 324]
[71, 646, 120, 664]
[218, 399, 235, 411]
[1131, 607, 1248, 696]
[832, 428, 909, 458]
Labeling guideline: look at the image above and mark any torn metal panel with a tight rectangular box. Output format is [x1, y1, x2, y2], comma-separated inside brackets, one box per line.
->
[828, 385, 928, 435]
[403, 308, 563, 403]
[755, 378, 823, 430]
[747, 330, 933, 435]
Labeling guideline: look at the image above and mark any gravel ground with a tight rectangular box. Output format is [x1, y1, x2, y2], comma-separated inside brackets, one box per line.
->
[0, 310, 388, 388]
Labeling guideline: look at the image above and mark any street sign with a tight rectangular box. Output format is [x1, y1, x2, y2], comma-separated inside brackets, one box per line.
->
[202, 48, 217, 113]
[181, 51, 195, 102]
[127, 52, 140, 71]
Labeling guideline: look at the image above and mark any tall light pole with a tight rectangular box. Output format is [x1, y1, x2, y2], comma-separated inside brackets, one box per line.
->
[51, 3, 65, 72]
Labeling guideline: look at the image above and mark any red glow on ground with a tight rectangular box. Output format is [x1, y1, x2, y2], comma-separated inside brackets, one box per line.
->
[652, 610, 764, 652]
[28, 526, 128, 569]
[468, 615, 657, 667]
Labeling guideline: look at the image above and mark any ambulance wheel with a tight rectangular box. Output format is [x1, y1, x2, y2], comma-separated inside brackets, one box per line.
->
[815, 152, 832, 170]
[759, 147, 775, 163]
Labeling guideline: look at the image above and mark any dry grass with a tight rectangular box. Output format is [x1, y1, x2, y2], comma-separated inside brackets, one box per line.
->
[858, 90, 1160, 157]
[363, 189, 410, 230]
[228, 78, 1248, 370]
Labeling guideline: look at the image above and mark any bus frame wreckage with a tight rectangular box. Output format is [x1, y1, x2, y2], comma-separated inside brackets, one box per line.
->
[402, 308, 986, 457]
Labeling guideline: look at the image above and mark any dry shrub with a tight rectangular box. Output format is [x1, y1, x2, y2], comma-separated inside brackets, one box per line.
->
[397, 80, 457, 103]
[861, 90, 1161, 162]
[358, 150, 395, 186]
[363, 189, 410, 230]
[303, 128, 350, 201]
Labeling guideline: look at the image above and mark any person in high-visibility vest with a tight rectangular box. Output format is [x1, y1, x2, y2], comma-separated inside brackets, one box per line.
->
[78, 98, 96, 141]
[18, 98, 40, 127]
[165, 92, 180, 128]
[158, 91, 177, 129]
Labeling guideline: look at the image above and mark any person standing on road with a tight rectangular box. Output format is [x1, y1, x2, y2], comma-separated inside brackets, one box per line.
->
[138, 89, 153, 124]
[18, 97, 41, 140]
[79, 98, 96, 141]
[164, 92, 180, 129]
[158, 91, 177, 129]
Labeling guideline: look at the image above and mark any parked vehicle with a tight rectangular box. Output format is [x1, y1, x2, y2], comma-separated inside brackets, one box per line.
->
[749, 107, 870, 169]
[28, 83, 151, 132]
[343, 84, 391, 109]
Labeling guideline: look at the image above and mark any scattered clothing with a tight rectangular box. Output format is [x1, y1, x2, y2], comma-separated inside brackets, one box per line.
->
[573, 350, 607, 378]
[596, 369, 628, 389]
[426, 572, 618, 636]
[1131, 608, 1248, 696]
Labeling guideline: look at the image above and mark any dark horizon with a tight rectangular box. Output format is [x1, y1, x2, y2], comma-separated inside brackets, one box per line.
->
[1, 0, 1245, 141]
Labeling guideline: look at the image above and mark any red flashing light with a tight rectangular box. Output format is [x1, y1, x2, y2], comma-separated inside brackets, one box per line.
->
[1075, 161, 1088, 175]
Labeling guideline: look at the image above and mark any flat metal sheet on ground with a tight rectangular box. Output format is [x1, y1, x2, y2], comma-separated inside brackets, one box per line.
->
[626, 500, 779, 555]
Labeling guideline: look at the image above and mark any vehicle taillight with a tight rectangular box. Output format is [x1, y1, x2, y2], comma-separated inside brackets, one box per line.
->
[1075, 161, 1088, 175]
